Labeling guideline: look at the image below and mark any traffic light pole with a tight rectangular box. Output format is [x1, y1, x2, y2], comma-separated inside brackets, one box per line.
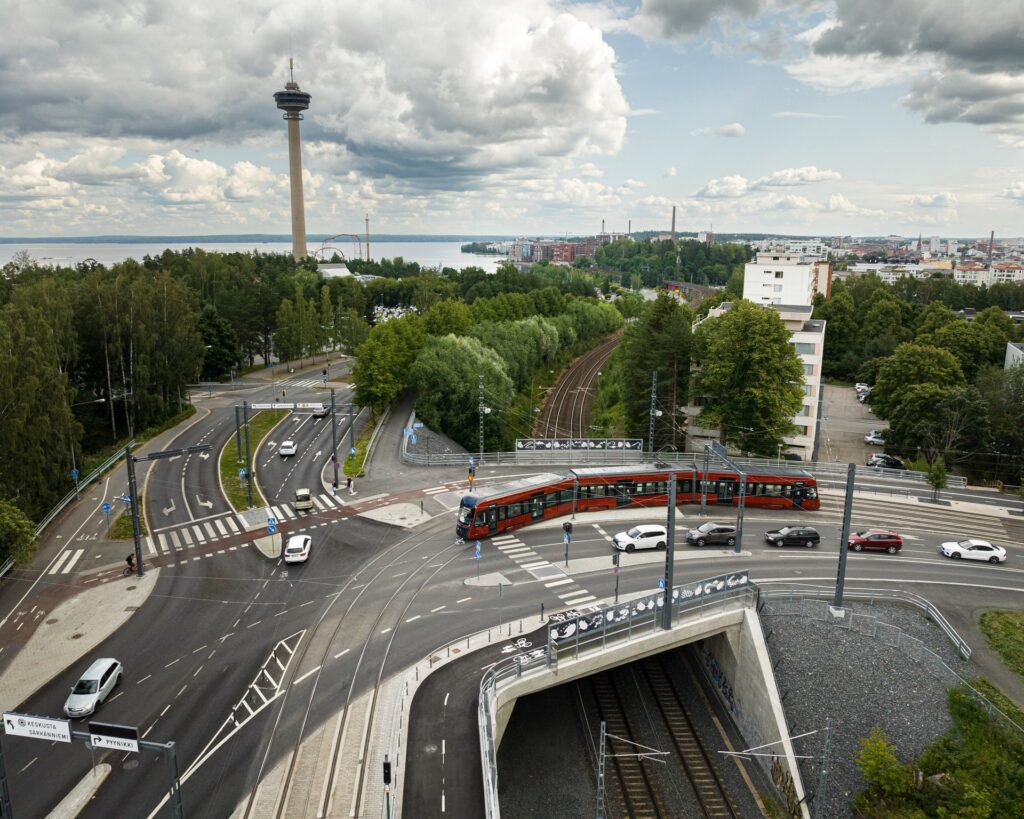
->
[234, 405, 243, 462]
[833, 464, 856, 609]
[660, 474, 676, 631]
[243, 401, 253, 509]
[330, 388, 338, 464]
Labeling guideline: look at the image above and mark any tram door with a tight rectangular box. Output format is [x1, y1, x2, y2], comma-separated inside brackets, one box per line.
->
[615, 481, 634, 507]
[486, 506, 499, 534]
[530, 494, 545, 521]
[792, 483, 806, 509]
[716, 479, 735, 504]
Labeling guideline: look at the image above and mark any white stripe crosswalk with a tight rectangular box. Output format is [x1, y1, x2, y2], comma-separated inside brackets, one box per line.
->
[484, 533, 598, 609]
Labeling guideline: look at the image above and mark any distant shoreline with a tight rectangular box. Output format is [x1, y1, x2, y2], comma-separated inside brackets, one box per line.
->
[0, 234, 517, 245]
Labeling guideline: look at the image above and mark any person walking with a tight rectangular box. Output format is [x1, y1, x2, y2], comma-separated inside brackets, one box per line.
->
[346, 476, 353, 494]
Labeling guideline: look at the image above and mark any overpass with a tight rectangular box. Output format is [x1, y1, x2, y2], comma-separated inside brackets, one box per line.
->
[393, 571, 810, 818]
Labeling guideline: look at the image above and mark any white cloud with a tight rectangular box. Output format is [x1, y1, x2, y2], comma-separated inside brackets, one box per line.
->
[771, 111, 842, 119]
[628, 0, 764, 40]
[579, 162, 604, 178]
[826, 193, 884, 217]
[696, 175, 750, 198]
[621, 178, 646, 190]
[909, 191, 957, 208]
[754, 166, 842, 187]
[1001, 182, 1024, 202]
[785, 53, 936, 92]
[664, 166, 677, 177]
[691, 122, 746, 138]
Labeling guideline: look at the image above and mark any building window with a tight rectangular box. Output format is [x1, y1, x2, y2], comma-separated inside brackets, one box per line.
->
[793, 342, 817, 355]
[803, 363, 814, 375]
[799, 404, 811, 416]
[774, 284, 784, 292]
[774, 271, 784, 278]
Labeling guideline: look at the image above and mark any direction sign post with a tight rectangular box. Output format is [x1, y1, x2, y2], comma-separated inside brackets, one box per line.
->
[102, 501, 112, 531]
[89, 721, 140, 753]
[474, 541, 481, 581]
[3, 712, 71, 743]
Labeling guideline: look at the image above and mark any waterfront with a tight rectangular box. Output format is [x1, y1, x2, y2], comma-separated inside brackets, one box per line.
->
[0, 240, 506, 271]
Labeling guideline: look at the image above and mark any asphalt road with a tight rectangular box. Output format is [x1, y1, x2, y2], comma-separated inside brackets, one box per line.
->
[2, 393, 1023, 818]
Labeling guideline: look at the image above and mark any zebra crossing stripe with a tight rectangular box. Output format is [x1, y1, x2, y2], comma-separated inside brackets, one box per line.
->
[49, 551, 71, 575]
[560, 590, 595, 603]
[158, 533, 169, 552]
[193, 526, 206, 543]
[61, 549, 84, 574]
[545, 579, 573, 588]
[214, 519, 228, 536]
[520, 560, 549, 570]
[146, 536, 157, 556]
[312, 496, 326, 510]
[320, 493, 340, 507]
[225, 517, 239, 533]
[203, 522, 216, 538]
[180, 528, 193, 546]
[169, 530, 182, 551]
[563, 594, 596, 604]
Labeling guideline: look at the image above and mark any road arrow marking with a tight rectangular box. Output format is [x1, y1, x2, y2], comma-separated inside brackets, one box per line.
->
[196, 495, 213, 510]
[267, 442, 278, 449]
[169, 455, 181, 462]
[314, 450, 322, 460]
[162, 499, 176, 516]
[199, 452, 210, 461]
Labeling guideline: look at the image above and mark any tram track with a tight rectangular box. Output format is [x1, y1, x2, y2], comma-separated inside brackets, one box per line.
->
[535, 331, 621, 439]
[237, 517, 462, 819]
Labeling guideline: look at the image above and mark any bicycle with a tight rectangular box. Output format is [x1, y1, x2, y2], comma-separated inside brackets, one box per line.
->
[122, 560, 140, 576]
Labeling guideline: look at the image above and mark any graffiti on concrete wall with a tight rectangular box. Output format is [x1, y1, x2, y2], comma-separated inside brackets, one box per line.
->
[701, 646, 738, 718]
[771, 755, 802, 817]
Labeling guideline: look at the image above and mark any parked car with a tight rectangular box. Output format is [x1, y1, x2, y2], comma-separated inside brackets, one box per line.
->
[64, 658, 123, 718]
[284, 535, 312, 563]
[864, 430, 886, 446]
[848, 529, 902, 554]
[764, 526, 820, 548]
[867, 453, 906, 470]
[612, 524, 667, 552]
[278, 440, 297, 457]
[782, 452, 802, 461]
[939, 539, 1006, 564]
[857, 391, 872, 404]
[855, 383, 870, 392]
[685, 522, 737, 548]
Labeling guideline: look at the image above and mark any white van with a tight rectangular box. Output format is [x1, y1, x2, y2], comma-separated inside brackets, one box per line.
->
[294, 488, 313, 512]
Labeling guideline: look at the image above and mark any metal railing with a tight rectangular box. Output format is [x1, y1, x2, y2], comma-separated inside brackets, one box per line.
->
[0, 558, 13, 582]
[34, 441, 136, 538]
[398, 430, 968, 488]
[758, 583, 971, 659]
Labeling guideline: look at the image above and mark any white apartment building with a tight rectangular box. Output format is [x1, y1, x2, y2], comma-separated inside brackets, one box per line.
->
[686, 302, 825, 461]
[1006, 342, 1024, 370]
[742, 252, 831, 306]
[785, 239, 829, 259]
[947, 239, 959, 256]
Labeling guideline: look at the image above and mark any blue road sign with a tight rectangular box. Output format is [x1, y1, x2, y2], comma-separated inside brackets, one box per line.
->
[322, 376, 328, 384]
[238, 468, 247, 478]
[268, 524, 277, 535]
[267, 516, 278, 527]
[403, 428, 411, 436]
[410, 434, 417, 445]
[469, 456, 475, 468]
[102, 502, 111, 515]
[70, 468, 79, 481]
[658, 578, 666, 589]
[475, 541, 481, 559]
[613, 566, 619, 575]
[413, 422, 423, 429]
[563, 532, 570, 545]
[349, 447, 356, 459]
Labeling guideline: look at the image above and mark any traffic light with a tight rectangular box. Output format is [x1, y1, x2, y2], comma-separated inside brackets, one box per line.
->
[383, 757, 392, 785]
[322, 368, 327, 377]
[612, 552, 620, 567]
[282, 390, 287, 398]
[562, 521, 573, 535]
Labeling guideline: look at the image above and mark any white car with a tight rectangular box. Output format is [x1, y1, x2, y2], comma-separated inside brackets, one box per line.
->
[612, 525, 667, 552]
[855, 383, 870, 392]
[864, 430, 885, 445]
[278, 440, 297, 457]
[64, 658, 122, 718]
[284, 535, 311, 563]
[940, 539, 1006, 564]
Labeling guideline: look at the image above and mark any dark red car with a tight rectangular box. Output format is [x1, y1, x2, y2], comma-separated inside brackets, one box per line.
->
[848, 529, 902, 554]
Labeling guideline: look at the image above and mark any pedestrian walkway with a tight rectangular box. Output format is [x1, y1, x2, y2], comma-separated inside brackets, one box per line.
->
[490, 532, 598, 607]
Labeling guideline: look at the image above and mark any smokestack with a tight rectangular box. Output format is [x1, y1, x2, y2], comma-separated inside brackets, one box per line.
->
[628, 219, 631, 236]
[671, 206, 676, 240]
[601, 218, 605, 233]
[988, 230, 995, 266]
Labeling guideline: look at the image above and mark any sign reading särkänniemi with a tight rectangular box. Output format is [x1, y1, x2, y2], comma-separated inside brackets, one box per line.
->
[3, 712, 72, 743]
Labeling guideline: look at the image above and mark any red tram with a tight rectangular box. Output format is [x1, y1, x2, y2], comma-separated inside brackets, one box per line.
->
[456, 465, 819, 541]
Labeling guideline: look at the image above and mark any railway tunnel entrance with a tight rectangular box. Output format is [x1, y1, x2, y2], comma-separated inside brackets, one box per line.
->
[497, 642, 764, 818]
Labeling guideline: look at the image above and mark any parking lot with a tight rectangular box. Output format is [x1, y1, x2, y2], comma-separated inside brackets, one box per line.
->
[817, 384, 888, 466]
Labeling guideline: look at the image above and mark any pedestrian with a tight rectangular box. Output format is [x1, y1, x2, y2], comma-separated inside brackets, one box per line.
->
[347, 476, 354, 494]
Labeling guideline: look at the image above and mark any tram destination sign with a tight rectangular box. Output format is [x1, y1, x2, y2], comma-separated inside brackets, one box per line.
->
[3, 711, 72, 743]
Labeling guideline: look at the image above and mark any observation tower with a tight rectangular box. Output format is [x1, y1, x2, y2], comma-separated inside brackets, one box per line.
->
[273, 59, 312, 260]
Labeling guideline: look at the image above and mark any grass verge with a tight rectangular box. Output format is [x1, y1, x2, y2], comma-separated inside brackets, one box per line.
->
[219, 409, 288, 511]
[343, 412, 378, 478]
[108, 505, 148, 539]
[979, 610, 1024, 677]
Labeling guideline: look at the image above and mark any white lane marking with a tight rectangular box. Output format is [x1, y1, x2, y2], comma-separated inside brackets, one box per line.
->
[292, 666, 322, 685]
[545, 579, 573, 588]
[203, 522, 216, 538]
[334, 648, 350, 659]
[456, 597, 472, 603]
[520, 561, 549, 570]
[193, 526, 206, 543]
[381, 627, 392, 634]
[61, 550, 84, 574]
[157, 533, 169, 553]
[430, 605, 446, 613]
[180, 528, 193, 546]
[224, 517, 239, 534]
[406, 615, 421, 623]
[444, 692, 450, 707]
[146, 536, 157, 555]
[169, 530, 182, 551]
[136, 675, 152, 684]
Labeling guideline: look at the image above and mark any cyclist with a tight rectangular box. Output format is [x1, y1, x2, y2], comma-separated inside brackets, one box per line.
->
[125, 554, 135, 574]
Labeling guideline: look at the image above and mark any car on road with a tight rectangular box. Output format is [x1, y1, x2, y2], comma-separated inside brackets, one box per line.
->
[764, 526, 820, 548]
[279, 440, 297, 457]
[312, 404, 329, 418]
[864, 430, 886, 446]
[867, 453, 906, 470]
[64, 658, 122, 718]
[939, 538, 1007, 564]
[284, 535, 312, 563]
[293, 488, 313, 512]
[685, 522, 737, 548]
[848, 529, 902, 554]
[612, 524, 667, 552]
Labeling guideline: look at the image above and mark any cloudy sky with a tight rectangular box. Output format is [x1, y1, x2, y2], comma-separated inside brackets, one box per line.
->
[2, 0, 1022, 238]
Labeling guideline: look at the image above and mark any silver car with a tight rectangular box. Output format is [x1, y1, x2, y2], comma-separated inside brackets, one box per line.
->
[64, 658, 123, 718]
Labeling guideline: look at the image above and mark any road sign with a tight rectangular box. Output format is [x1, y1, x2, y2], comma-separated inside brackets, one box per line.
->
[475, 541, 481, 559]
[268, 524, 277, 535]
[413, 422, 423, 429]
[563, 532, 570, 545]
[410, 434, 417, 445]
[89, 721, 139, 752]
[238, 468, 247, 478]
[658, 578, 666, 589]
[322, 376, 328, 384]
[267, 516, 277, 526]
[3, 712, 71, 743]
[102, 502, 112, 515]
[251, 402, 294, 410]
[70, 468, 79, 480]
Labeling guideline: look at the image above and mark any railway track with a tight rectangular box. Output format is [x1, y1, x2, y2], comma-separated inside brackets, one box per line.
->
[237, 517, 465, 819]
[639, 655, 741, 818]
[535, 331, 621, 439]
[588, 671, 670, 819]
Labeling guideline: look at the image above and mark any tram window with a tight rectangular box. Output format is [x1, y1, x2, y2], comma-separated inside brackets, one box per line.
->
[765, 484, 781, 497]
[531, 497, 543, 518]
[560, 489, 574, 503]
[497, 505, 506, 521]
[782, 484, 792, 497]
[679, 479, 692, 494]
[545, 492, 560, 507]
[508, 502, 523, 518]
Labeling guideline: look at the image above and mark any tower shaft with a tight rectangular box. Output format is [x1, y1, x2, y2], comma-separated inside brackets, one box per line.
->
[286, 117, 308, 260]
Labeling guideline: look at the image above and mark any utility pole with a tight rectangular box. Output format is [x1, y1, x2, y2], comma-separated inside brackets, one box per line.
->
[700, 445, 710, 515]
[330, 388, 338, 464]
[660, 473, 676, 630]
[243, 401, 253, 509]
[234, 405, 243, 462]
[348, 403, 355, 453]
[125, 444, 144, 578]
[595, 721, 607, 819]
[648, 370, 657, 459]
[479, 372, 485, 464]
[833, 464, 856, 608]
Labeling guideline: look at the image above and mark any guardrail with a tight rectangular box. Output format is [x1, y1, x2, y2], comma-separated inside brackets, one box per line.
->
[0, 558, 14, 582]
[398, 431, 968, 488]
[33, 441, 136, 538]
[357, 406, 387, 475]
[758, 583, 971, 659]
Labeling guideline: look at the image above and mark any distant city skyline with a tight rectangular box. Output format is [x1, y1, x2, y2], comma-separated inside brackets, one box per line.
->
[2, 1, 1022, 239]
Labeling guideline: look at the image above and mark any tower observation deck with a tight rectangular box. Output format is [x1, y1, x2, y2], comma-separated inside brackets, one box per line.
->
[274, 62, 312, 260]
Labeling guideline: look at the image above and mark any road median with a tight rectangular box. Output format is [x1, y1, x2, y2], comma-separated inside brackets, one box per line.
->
[219, 409, 289, 512]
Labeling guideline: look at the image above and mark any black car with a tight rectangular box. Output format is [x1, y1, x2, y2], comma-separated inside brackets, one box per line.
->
[764, 526, 820, 548]
[867, 454, 905, 470]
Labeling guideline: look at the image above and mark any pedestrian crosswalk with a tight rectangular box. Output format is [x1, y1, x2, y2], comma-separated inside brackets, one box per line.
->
[491, 533, 598, 607]
[48, 548, 84, 575]
[147, 492, 349, 556]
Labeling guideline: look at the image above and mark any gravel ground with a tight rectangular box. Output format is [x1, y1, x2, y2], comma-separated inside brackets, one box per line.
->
[761, 599, 977, 817]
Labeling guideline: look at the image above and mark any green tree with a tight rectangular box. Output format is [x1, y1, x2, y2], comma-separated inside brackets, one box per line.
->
[0, 499, 36, 565]
[352, 315, 425, 411]
[422, 299, 473, 337]
[886, 384, 990, 466]
[198, 306, 239, 380]
[853, 727, 915, 813]
[871, 344, 965, 419]
[336, 307, 370, 354]
[926, 458, 949, 501]
[914, 301, 957, 336]
[695, 301, 804, 455]
[814, 287, 859, 378]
